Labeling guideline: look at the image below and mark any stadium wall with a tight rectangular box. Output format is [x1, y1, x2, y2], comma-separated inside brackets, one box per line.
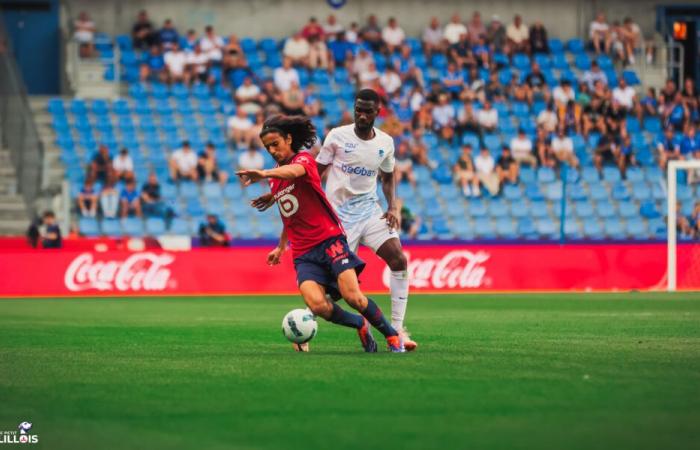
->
[2, 242, 699, 296]
[62, 0, 676, 41]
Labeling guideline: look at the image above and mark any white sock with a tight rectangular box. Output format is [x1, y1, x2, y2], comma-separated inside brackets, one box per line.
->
[390, 270, 409, 331]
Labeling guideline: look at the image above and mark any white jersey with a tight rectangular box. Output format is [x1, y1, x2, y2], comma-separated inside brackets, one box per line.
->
[317, 124, 395, 225]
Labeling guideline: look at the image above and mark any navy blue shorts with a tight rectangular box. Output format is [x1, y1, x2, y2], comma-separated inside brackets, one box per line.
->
[294, 235, 365, 300]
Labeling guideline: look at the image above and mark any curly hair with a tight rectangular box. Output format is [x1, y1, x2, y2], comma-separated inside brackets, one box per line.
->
[259, 115, 317, 152]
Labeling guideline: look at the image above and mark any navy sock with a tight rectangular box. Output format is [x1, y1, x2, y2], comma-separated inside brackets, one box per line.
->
[361, 298, 398, 337]
[329, 303, 364, 329]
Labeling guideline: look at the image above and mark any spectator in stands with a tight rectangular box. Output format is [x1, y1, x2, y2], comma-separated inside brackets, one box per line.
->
[609, 21, 627, 63]
[552, 80, 575, 107]
[280, 81, 306, 115]
[621, 17, 642, 64]
[164, 41, 189, 84]
[582, 95, 607, 137]
[534, 126, 556, 168]
[186, 44, 213, 85]
[302, 17, 330, 69]
[200, 25, 224, 63]
[113, 148, 134, 181]
[77, 180, 98, 217]
[506, 72, 529, 103]
[453, 144, 480, 196]
[529, 21, 549, 54]
[120, 178, 142, 218]
[617, 129, 636, 177]
[235, 76, 262, 114]
[486, 15, 507, 54]
[132, 10, 156, 50]
[576, 81, 592, 107]
[525, 62, 549, 104]
[681, 78, 699, 123]
[223, 34, 248, 73]
[302, 16, 325, 42]
[283, 32, 310, 67]
[408, 128, 435, 168]
[158, 19, 179, 51]
[237, 144, 265, 175]
[382, 17, 405, 55]
[227, 109, 255, 149]
[680, 124, 700, 159]
[345, 22, 360, 43]
[41, 211, 62, 249]
[691, 202, 700, 235]
[100, 181, 119, 219]
[486, 71, 507, 103]
[199, 214, 230, 246]
[661, 79, 678, 101]
[457, 101, 481, 137]
[506, 15, 530, 54]
[444, 13, 467, 46]
[582, 60, 608, 91]
[379, 66, 402, 97]
[612, 78, 637, 114]
[640, 87, 659, 118]
[656, 126, 682, 169]
[559, 99, 583, 135]
[606, 99, 627, 137]
[140, 172, 166, 218]
[589, 12, 610, 54]
[323, 14, 344, 40]
[398, 199, 420, 239]
[352, 48, 374, 78]
[169, 141, 198, 181]
[89, 145, 113, 184]
[197, 142, 228, 186]
[303, 85, 321, 117]
[475, 146, 499, 196]
[675, 201, 694, 238]
[273, 57, 300, 92]
[593, 131, 620, 175]
[449, 32, 476, 70]
[380, 111, 404, 138]
[73, 11, 96, 58]
[477, 100, 499, 133]
[328, 32, 354, 70]
[182, 29, 198, 51]
[422, 17, 444, 58]
[392, 45, 425, 88]
[140, 45, 167, 82]
[663, 91, 689, 131]
[496, 145, 519, 186]
[358, 62, 380, 89]
[537, 102, 558, 133]
[432, 93, 456, 142]
[442, 63, 464, 99]
[472, 36, 491, 69]
[360, 15, 383, 51]
[550, 126, 579, 168]
[394, 141, 416, 187]
[510, 128, 538, 167]
[467, 11, 486, 44]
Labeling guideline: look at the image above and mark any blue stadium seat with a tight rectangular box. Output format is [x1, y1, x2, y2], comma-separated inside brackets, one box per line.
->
[145, 218, 166, 235]
[496, 218, 516, 238]
[631, 182, 651, 201]
[122, 218, 144, 237]
[510, 202, 528, 218]
[468, 201, 487, 217]
[611, 182, 630, 201]
[626, 221, 648, 239]
[503, 184, 522, 201]
[525, 183, 545, 201]
[575, 201, 594, 218]
[512, 53, 530, 70]
[567, 38, 584, 53]
[619, 201, 637, 218]
[78, 217, 100, 236]
[446, 201, 467, 218]
[517, 217, 536, 238]
[643, 117, 662, 134]
[474, 218, 495, 239]
[582, 218, 603, 239]
[622, 70, 641, 86]
[178, 182, 199, 199]
[537, 167, 556, 183]
[488, 200, 508, 218]
[574, 53, 591, 71]
[531, 201, 549, 218]
[597, 201, 616, 218]
[604, 219, 625, 239]
[536, 219, 557, 239]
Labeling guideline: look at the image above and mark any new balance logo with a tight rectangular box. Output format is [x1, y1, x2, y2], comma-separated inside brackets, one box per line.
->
[325, 241, 346, 258]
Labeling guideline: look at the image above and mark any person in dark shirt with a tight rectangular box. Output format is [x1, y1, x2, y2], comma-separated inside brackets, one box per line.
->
[132, 10, 155, 50]
[593, 132, 620, 174]
[529, 21, 549, 54]
[398, 199, 420, 239]
[140, 45, 166, 82]
[605, 100, 627, 136]
[449, 33, 476, 70]
[359, 14, 382, 51]
[199, 214, 230, 246]
[141, 172, 164, 217]
[42, 211, 62, 249]
[197, 142, 229, 186]
[525, 62, 548, 103]
[158, 19, 179, 50]
[328, 32, 354, 68]
[617, 130, 636, 178]
[89, 144, 113, 184]
[496, 145, 519, 185]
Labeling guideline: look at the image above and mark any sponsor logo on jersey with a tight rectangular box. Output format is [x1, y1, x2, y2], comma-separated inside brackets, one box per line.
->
[340, 164, 377, 177]
[379, 149, 385, 157]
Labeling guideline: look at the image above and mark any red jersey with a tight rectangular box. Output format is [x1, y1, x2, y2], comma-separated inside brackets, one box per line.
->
[269, 152, 344, 258]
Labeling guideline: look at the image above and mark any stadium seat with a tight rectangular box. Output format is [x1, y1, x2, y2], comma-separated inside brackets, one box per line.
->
[145, 218, 167, 235]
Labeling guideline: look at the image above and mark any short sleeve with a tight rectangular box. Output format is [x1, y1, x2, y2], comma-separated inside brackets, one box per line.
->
[293, 152, 317, 176]
[379, 138, 395, 173]
[316, 130, 338, 165]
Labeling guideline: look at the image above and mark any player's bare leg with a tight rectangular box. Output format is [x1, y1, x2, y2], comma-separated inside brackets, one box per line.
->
[376, 238, 417, 351]
[337, 269, 404, 352]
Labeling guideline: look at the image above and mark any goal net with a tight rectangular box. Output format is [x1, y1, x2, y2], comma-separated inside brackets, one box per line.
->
[667, 160, 700, 291]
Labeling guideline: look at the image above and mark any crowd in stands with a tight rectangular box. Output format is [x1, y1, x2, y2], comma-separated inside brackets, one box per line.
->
[68, 8, 700, 240]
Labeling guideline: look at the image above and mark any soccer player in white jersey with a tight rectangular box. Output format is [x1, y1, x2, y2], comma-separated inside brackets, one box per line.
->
[252, 89, 417, 352]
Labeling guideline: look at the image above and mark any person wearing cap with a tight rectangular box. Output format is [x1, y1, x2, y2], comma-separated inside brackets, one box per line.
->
[169, 140, 198, 181]
[198, 213, 230, 246]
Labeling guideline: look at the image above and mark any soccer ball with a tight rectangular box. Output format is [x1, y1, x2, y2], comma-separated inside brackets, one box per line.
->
[282, 308, 318, 344]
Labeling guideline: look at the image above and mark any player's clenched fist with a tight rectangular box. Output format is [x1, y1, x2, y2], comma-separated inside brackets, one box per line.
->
[267, 246, 284, 265]
[250, 193, 275, 211]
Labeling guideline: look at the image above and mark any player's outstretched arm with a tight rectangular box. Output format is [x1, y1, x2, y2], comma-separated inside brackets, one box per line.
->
[250, 192, 275, 211]
[379, 170, 401, 230]
[236, 164, 306, 185]
[267, 229, 288, 266]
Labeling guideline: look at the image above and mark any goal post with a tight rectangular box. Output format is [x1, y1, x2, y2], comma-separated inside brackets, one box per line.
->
[667, 159, 700, 292]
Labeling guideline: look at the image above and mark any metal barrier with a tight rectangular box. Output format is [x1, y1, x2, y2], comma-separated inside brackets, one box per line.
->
[0, 13, 43, 217]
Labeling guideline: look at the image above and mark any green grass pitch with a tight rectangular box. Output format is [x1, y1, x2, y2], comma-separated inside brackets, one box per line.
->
[1, 293, 699, 450]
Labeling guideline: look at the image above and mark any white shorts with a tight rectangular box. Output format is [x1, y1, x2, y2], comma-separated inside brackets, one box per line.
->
[344, 210, 399, 253]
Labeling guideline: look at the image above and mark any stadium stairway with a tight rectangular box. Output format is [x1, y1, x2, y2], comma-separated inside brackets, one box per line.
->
[30, 96, 66, 190]
[0, 147, 31, 235]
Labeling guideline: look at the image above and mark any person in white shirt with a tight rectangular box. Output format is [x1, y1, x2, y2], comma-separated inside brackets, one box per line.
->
[73, 11, 96, 57]
[379, 66, 402, 96]
[477, 101, 498, 132]
[432, 94, 456, 141]
[422, 17, 444, 57]
[323, 14, 344, 41]
[358, 62, 380, 89]
[444, 13, 468, 45]
[199, 25, 224, 62]
[345, 22, 360, 43]
[506, 14, 530, 53]
[164, 41, 188, 83]
[273, 58, 300, 92]
[589, 12, 610, 54]
[552, 80, 575, 107]
[550, 126, 579, 168]
[510, 129, 538, 167]
[186, 44, 212, 84]
[475, 147, 499, 195]
[227, 108, 255, 148]
[113, 148, 134, 180]
[235, 76, 262, 114]
[283, 33, 310, 67]
[536, 104, 559, 133]
[381, 17, 405, 54]
[352, 48, 374, 77]
[612, 78, 637, 112]
[169, 141, 198, 181]
[237, 145, 265, 173]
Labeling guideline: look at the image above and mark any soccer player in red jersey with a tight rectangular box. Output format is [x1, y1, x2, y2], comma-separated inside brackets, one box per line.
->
[237, 115, 404, 352]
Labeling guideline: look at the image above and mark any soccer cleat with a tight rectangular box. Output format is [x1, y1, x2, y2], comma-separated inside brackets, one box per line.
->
[293, 342, 309, 352]
[386, 335, 405, 353]
[357, 319, 378, 352]
[399, 328, 418, 352]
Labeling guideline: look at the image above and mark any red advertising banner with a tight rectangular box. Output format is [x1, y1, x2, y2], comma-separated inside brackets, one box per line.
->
[1, 243, 698, 296]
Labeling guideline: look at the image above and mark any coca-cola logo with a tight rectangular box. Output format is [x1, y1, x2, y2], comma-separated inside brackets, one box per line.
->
[383, 250, 490, 289]
[64, 252, 175, 292]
